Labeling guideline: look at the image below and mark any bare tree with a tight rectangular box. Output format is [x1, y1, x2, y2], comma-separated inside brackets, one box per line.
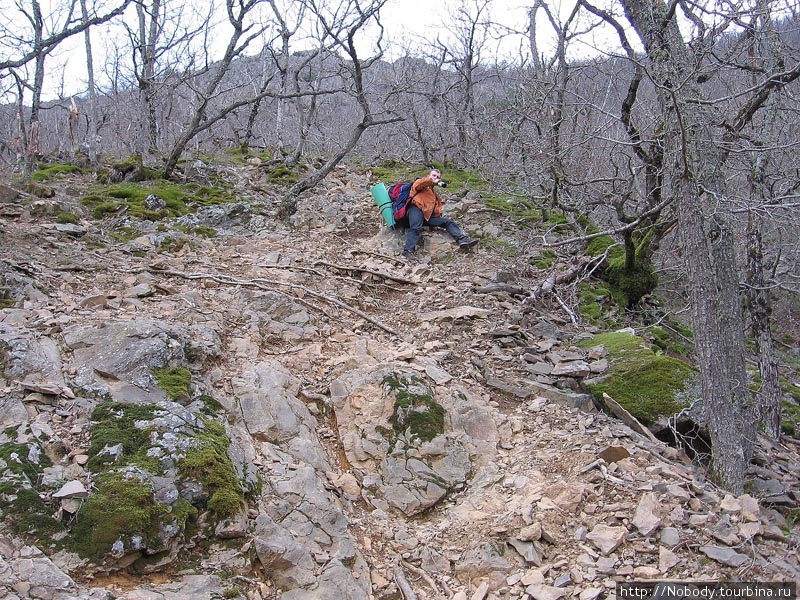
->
[437, 0, 493, 166]
[0, 0, 130, 176]
[120, 0, 214, 156]
[606, 0, 800, 492]
[160, 0, 272, 178]
[279, 0, 402, 218]
[80, 0, 99, 163]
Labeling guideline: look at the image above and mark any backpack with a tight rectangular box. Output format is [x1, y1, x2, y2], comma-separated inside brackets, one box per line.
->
[388, 183, 415, 223]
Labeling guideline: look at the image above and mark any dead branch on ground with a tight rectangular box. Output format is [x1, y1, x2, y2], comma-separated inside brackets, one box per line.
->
[148, 266, 396, 334]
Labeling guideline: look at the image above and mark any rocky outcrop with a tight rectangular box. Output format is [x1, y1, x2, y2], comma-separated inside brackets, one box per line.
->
[0, 165, 798, 600]
[62, 319, 220, 404]
[330, 366, 497, 516]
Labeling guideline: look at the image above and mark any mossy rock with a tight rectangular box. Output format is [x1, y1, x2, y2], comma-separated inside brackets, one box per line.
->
[0, 439, 53, 480]
[177, 420, 245, 519]
[108, 154, 161, 182]
[267, 165, 300, 184]
[86, 401, 159, 472]
[530, 249, 556, 270]
[383, 373, 446, 443]
[0, 437, 64, 546]
[24, 181, 55, 198]
[0, 482, 65, 544]
[31, 163, 84, 182]
[152, 366, 192, 401]
[69, 470, 189, 560]
[76, 402, 246, 563]
[578, 331, 697, 425]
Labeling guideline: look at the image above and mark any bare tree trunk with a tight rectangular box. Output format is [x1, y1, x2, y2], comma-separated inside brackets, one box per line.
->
[619, 0, 756, 492]
[23, 0, 46, 177]
[136, 0, 162, 155]
[743, 2, 783, 440]
[747, 158, 782, 438]
[278, 0, 398, 218]
[291, 83, 318, 164]
[281, 120, 367, 217]
[80, 0, 98, 164]
[162, 0, 266, 178]
[528, 1, 542, 71]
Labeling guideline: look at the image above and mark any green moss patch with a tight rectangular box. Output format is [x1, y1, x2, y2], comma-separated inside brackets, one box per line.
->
[81, 181, 234, 221]
[650, 325, 693, 356]
[152, 366, 192, 401]
[578, 332, 696, 425]
[31, 163, 84, 182]
[178, 421, 244, 519]
[86, 402, 158, 472]
[0, 482, 65, 543]
[0, 438, 64, 546]
[586, 235, 624, 260]
[585, 235, 658, 307]
[383, 374, 446, 443]
[0, 440, 52, 480]
[578, 282, 620, 325]
[55, 211, 79, 224]
[267, 165, 300, 184]
[70, 471, 173, 560]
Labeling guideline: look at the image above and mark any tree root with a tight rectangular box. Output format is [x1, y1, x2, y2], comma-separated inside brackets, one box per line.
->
[147, 266, 396, 334]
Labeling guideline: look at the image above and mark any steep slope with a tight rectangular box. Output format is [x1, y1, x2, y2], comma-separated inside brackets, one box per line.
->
[0, 163, 797, 600]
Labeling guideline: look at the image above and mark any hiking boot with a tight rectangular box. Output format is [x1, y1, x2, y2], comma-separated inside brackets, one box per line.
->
[457, 236, 479, 250]
[402, 249, 419, 263]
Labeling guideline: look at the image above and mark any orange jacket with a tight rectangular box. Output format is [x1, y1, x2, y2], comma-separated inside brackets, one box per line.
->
[410, 176, 442, 221]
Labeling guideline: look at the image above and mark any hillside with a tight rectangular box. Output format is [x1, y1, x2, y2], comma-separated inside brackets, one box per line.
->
[0, 160, 798, 600]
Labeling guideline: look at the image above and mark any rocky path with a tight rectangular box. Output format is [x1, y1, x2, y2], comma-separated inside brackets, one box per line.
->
[0, 167, 798, 600]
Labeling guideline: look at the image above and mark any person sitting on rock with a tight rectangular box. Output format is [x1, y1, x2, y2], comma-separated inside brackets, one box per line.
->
[401, 168, 478, 262]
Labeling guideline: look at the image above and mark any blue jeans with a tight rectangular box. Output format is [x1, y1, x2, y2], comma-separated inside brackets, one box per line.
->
[403, 205, 468, 252]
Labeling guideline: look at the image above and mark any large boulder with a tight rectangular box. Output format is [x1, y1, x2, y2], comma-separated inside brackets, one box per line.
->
[0, 322, 65, 386]
[578, 330, 697, 427]
[63, 320, 220, 404]
[331, 366, 494, 516]
[68, 399, 250, 572]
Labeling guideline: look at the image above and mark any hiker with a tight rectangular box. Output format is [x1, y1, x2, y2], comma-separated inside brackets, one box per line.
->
[402, 169, 478, 262]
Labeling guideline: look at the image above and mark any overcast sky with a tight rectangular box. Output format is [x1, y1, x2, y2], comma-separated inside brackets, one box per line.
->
[4, 0, 622, 101]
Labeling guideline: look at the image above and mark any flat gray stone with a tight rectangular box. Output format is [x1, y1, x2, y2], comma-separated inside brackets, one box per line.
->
[699, 545, 749, 568]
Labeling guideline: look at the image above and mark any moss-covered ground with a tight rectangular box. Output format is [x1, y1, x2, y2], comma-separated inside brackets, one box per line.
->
[31, 163, 85, 182]
[577, 331, 697, 425]
[0, 436, 65, 546]
[178, 420, 245, 519]
[81, 181, 234, 221]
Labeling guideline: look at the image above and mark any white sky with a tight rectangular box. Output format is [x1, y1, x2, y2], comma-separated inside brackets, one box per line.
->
[2, 0, 621, 101]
